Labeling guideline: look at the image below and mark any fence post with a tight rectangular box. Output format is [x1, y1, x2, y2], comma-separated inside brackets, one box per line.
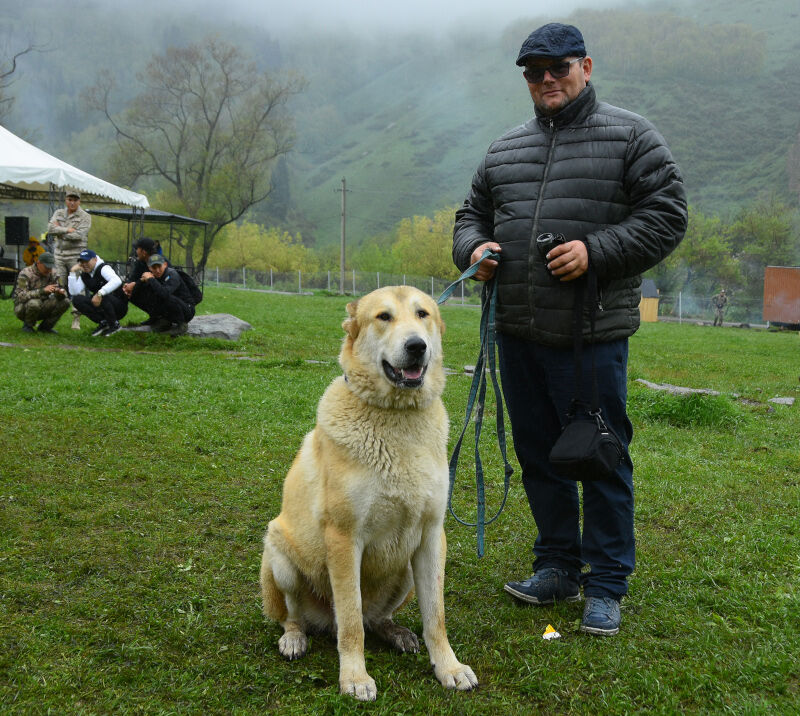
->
[298, 270, 302, 294]
[377, 271, 380, 289]
[403, 274, 406, 286]
[242, 267, 246, 289]
[216, 266, 219, 287]
[678, 291, 682, 323]
[270, 268, 273, 289]
[431, 276, 434, 297]
[352, 269, 356, 296]
[327, 270, 331, 291]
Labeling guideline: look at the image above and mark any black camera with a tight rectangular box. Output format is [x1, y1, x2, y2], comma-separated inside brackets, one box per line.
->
[536, 232, 566, 257]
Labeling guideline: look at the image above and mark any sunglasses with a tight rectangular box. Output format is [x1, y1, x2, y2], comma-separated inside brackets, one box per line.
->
[523, 57, 584, 84]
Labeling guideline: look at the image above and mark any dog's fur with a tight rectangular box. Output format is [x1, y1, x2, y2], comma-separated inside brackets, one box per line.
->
[260, 286, 477, 701]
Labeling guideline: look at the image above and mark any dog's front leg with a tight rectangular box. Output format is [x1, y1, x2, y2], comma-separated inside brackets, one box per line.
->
[412, 527, 478, 691]
[325, 525, 376, 701]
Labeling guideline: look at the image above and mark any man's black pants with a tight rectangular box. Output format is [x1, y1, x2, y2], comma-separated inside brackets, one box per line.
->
[131, 282, 194, 324]
[72, 293, 129, 326]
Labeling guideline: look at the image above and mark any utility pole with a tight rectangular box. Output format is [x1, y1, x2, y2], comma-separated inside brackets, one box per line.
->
[335, 177, 349, 294]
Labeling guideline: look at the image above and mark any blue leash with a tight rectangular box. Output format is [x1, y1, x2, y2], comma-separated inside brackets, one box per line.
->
[436, 250, 514, 557]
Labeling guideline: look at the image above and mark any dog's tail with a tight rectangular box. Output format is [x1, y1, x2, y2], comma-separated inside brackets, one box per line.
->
[260, 531, 288, 623]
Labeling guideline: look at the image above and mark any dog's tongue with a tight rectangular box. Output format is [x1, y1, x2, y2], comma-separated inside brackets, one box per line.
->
[401, 367, 422, 380]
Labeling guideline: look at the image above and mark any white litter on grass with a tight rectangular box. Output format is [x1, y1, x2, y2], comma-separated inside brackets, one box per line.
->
[542, 624, 561, 640]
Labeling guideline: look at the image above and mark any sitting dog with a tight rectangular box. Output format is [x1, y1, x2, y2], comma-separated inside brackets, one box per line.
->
[260, 286, 477, 701]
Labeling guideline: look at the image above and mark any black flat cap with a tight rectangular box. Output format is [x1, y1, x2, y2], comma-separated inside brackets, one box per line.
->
[516, 23, 586, 66]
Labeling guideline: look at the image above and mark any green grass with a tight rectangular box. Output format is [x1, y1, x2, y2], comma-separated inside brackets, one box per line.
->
[2, 287, 799, 714]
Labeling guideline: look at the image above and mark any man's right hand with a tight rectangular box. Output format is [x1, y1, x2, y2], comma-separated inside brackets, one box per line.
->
[123, 282, 134, 296]
[469, 242, 502, 281]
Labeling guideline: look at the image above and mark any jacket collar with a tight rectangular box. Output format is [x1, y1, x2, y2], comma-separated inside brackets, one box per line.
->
[535, 82, 596, 130]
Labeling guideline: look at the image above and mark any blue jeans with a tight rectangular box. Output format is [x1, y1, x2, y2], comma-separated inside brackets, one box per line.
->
[497, 332, 635, 600]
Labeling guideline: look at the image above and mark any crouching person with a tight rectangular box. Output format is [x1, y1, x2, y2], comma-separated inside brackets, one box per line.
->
[13, 251, 70, 333]
[68, 250, 128, 337]
[135, 254, 195, 336]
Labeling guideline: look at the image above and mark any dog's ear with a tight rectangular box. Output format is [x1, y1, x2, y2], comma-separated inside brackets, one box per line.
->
[342, 300, 360, 339]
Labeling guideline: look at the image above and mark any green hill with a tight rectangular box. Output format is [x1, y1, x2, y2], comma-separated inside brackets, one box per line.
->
[2, 0, 798, 251]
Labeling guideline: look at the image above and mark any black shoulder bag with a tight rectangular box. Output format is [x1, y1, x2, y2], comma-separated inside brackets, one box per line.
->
[548, 264, 624, 480]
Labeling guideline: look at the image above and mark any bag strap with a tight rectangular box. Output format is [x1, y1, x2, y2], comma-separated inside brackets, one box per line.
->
[569, 257, 600, 415]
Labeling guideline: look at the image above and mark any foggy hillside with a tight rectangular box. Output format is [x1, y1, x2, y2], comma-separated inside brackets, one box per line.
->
[1, 0, 799, 248]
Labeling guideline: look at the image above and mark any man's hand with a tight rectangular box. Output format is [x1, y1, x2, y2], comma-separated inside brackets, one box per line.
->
[66, 227, 75, 233]
[123, 282, 134, 296]
[546, 240, 588, 282]
[469, 242, 502, 281]
[44, 284, 66, 296]
[91, 293, 103, 307]
[70, 263, 82, 273]
[141, 272, 153, 281]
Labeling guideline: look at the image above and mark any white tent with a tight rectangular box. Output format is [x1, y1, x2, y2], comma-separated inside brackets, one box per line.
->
[0, 124, 149, 208]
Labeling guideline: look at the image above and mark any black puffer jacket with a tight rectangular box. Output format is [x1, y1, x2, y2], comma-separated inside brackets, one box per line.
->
[453, 84, 687, 347]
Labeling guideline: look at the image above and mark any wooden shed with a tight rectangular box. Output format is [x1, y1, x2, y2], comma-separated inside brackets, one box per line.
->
[763, 266, 800, 326]
[639, 278, 659, 322]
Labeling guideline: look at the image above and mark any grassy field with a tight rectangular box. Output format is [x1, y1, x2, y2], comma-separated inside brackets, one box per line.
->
[1, 286, 799, 714]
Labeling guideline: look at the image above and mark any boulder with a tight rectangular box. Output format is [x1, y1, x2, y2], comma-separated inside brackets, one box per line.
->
[188, 313, 252, 340]
[124, 313, 252, 340]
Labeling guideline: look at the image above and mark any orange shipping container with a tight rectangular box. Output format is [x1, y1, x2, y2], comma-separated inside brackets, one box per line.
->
[763, 266, 800, 325]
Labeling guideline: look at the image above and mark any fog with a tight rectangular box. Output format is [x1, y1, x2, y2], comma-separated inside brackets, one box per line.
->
[155, 0, 627, 35]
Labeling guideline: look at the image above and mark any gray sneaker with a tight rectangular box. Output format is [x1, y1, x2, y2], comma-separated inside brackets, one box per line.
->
[580, 596, 620, 636]
[504, 567, 580, 605]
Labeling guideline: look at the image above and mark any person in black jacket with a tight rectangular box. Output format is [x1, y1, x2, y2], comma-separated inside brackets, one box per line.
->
[453, 23, 687, 636]
[123, 237, 157, 326]
[68, 250, 128, 337]
[134, 254, 195, 336]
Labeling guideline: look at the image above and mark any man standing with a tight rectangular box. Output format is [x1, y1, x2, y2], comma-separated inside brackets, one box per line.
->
[712, 289, 728, 326]
[453, 23, 687, 635]
[47, 190, 92, 330]
[12, 251, 70, 333]
[134, 254, 196, 336]
[68, 250, 128, 337]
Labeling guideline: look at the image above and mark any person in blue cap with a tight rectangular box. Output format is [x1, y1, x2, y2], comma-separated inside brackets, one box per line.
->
[68, 250, 128, 336]
[453, 23, 687, 635]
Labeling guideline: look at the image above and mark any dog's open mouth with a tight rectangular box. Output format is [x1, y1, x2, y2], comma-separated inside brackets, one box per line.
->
[382, 360, 427, 388]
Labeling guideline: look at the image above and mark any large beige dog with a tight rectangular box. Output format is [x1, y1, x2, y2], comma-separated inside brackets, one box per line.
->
[260, 286, 477, 701]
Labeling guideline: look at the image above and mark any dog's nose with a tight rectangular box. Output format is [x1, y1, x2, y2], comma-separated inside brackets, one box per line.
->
[405, 336, 427, 359]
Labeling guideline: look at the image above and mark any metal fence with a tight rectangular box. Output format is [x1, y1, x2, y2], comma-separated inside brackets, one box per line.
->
[204, 268, 770, 323]
[657, 293, 765, 325]
[206, 267, 485, 304]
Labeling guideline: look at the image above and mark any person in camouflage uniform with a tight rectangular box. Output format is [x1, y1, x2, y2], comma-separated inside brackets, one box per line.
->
[47, 190, 92, 330]
[12, 252, 70, 333]
[712, 288, 728, 327]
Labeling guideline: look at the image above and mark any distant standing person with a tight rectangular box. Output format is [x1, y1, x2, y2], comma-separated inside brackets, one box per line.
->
[12, 251, 70, 333]
[68, 250, 128, 337]
[712, 288, 727, 326]
[48, 190, 92, 330]
[453, 23, 686, 636]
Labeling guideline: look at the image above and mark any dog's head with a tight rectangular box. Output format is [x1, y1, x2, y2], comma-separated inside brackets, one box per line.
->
[339, 286, 446, 409]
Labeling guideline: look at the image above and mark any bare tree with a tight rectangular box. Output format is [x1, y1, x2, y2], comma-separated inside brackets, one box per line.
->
[87, 37, 304, 269]
[0, 42, 40, 121]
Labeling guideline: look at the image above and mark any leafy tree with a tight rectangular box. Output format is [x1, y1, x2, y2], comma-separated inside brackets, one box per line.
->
[668, 206, 742, 296]
[390, 207, 461, 280]
[87, 37, 304, 270]
[206, 220, 318, 273]
[729, 197, 799, 299]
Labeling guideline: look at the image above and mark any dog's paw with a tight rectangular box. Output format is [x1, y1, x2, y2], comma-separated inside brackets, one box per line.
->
[339, 673, 377, 701]
[278, 630, 308, 660]
[435, 662, 478, 691]
[373, 620, 420, 653]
